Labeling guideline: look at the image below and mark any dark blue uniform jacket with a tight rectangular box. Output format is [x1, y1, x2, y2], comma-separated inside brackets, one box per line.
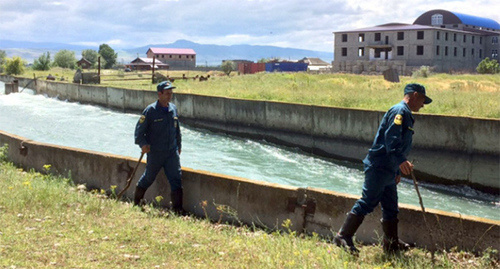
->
[363, 101, 414, 174]
[135, 101, 182, 152]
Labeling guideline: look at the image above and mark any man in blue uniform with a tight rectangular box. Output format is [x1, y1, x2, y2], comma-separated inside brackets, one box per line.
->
[334, 83, 432, 254]
[134, 80, 183, 213]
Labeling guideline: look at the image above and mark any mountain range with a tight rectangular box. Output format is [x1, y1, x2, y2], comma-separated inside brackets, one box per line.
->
[0, 39, 333, 66]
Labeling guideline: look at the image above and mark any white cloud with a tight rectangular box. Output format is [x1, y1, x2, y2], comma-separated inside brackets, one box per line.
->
[0, 0, 498, 52]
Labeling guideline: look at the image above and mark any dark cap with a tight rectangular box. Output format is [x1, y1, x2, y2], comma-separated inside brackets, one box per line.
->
[157, 80, 176, 92]
[404, 83, 432, 104]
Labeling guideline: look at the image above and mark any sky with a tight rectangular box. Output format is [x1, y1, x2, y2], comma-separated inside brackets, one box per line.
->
[1, 0, 499, 52]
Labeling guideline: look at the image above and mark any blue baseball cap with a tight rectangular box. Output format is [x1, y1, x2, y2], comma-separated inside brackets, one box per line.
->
[404, 83, 432, 104]
[157, 80, 176, 92]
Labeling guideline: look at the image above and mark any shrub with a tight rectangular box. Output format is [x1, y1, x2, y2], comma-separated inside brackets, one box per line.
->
[476, 57, 500, 74]
[412, 66, 432, 78]
[32, 52, 52, 71]
[0, 50, 6, 73]
[0, 144, 8, 162]
[4, 56, 25, 75]
[221, 60, 236, 76]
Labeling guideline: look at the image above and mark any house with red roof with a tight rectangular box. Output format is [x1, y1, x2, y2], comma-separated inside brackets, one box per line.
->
[146, 48, 196, 70]
[77, 58, 92, 69]
[126, 57, 169, 71]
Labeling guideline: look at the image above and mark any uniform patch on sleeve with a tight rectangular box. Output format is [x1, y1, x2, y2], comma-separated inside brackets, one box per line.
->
[139, 115, 146, 124]
[394, 114, 403, 125]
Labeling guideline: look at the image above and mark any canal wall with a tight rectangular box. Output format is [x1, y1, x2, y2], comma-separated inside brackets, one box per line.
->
[0, 130, 498, 254]
[0, 75, 498, 194]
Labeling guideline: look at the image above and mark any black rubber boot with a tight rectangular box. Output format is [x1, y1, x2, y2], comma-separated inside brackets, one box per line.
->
[381, 218, 415, 253]
[334, 212, 365, 254]
[133, 186, 147, 206]
[171, 189, 186, 215]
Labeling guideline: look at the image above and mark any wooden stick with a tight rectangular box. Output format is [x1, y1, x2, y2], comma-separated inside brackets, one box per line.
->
[116, 152, 144, 200]
[411, 170, 437, 256]
[411, 171, 426, 213]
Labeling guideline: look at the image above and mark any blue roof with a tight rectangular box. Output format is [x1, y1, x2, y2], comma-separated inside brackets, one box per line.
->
[452, 11, 500, 30]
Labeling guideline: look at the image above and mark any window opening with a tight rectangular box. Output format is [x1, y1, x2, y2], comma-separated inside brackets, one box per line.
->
[431, 14, 443, 25]
[397, 46, 404, 56]
[358, 34, 365, 42]
[358, 47, 365, 57]
[417, 46, 424, 55]
[342, 48, 347, 56]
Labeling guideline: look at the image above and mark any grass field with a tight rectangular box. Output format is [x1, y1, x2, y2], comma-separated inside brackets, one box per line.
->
[17, 67, 500, 119]
[1, 152, 498, 268]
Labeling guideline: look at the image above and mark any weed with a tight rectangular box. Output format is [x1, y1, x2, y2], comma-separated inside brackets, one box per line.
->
[0, 144, 8, 162]
[412, 66, 433, 78]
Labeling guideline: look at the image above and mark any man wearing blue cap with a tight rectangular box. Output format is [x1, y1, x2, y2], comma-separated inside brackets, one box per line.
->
[133, 80, 184, 214]
[334, 83, 432, 254]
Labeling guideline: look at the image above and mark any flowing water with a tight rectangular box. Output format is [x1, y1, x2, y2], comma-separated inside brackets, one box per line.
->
[0, 82, 498, 220]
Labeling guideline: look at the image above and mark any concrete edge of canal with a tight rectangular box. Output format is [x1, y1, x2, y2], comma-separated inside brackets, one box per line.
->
[1, 130, 498, 256]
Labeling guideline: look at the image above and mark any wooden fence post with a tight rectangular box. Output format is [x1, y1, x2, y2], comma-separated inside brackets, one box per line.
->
[152, 57, 156, 84]
[98, 57, 101, 84]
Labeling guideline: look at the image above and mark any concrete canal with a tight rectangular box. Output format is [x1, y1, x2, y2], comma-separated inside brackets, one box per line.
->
[0, 82, 498, 220]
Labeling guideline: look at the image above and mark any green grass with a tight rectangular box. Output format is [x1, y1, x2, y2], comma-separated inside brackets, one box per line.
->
[172, 72, 500, 119]
[15, 67, 500, 118]
[0, 150, 498, 268]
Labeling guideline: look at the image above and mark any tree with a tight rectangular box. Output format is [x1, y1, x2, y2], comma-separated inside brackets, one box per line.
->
[53, 49, 76, 69]
[476, 57, 500, 74]
[81, 49, 99, 68]
[0, 50, 7, 73]
[98, 57, 108, 70]
[98, 44, 117, 69]
[4, 56, 25, 75]
[32, 52, 51, 71]
[221, 60, 236, 76]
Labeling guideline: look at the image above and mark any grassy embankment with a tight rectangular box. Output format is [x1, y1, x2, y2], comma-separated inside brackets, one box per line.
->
[18, 68, 500, 119]
[0, 147, 498, 268]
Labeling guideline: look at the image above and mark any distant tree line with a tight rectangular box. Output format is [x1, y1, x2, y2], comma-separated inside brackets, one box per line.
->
[0, 44, 119, 75]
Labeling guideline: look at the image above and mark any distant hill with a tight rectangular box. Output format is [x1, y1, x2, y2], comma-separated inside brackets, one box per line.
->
[125, 40, 333, 66]
[0, 39, 95, 64]
[0, 39, 333, 66]
[0, 40, 91, 51]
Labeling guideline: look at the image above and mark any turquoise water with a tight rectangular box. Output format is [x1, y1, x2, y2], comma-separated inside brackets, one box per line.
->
[0, 82, 498, 220]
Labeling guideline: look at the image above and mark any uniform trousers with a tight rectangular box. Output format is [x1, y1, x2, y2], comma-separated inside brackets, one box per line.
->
[351, 165, 399, 220]
[137, 149, 182, 191]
